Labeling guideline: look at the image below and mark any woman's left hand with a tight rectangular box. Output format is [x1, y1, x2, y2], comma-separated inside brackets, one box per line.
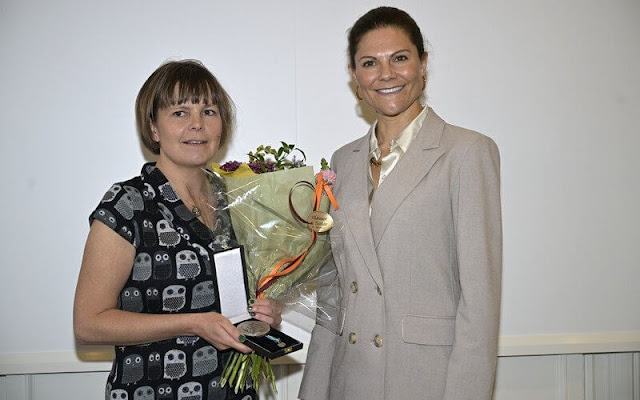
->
[249, 298, 282, 328]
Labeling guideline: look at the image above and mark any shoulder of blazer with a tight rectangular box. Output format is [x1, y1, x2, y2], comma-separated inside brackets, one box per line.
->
[439, 118, 498, 158]
[331, 133, 369, 171]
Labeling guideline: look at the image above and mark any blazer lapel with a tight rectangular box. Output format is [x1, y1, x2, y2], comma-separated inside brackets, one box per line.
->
[339, 137, 384, 289]
[370, 108, 446, 247]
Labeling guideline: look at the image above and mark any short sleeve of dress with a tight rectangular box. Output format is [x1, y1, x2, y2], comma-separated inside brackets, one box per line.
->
[89, 182, 141, 247]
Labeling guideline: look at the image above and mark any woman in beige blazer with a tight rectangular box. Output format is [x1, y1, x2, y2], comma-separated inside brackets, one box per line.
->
[299, 7, 502, 400]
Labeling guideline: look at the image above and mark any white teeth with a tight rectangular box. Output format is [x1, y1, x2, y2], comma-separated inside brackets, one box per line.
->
[185, 140, 205, 144]
[377, 86, 403, 94]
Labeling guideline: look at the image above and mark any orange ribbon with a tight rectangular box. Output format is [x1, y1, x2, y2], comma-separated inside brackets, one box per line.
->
[256, 172, 338, 298]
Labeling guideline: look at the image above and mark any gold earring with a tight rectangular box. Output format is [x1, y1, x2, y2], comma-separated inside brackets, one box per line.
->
[422, 75, 427, 90]
[355, 86, 363, 101]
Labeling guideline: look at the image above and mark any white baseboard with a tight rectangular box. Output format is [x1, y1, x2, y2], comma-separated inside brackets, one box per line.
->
[0, 346, 308, 375]
[2, 331, 639, 375]
[498, 331, 640, 356]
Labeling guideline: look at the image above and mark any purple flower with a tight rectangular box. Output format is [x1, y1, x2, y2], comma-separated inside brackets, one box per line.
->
[220, 161, 242, 172]
[291, 156, 305, 168]
[263, 161, 276, 172]
[248, 161, 263, 174]
[248, 160, 277, 173]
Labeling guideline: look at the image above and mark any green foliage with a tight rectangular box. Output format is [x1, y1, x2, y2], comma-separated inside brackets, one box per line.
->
[247, 142, 307, 172]
[320, 158, 330, 170]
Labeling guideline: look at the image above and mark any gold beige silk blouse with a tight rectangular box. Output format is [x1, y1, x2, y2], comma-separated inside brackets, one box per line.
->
[368, 106, 429, 210]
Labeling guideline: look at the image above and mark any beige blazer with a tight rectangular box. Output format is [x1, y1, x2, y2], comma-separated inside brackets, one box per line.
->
[299, 108, 502, 400]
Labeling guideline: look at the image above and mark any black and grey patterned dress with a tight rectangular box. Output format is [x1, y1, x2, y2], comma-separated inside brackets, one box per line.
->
[90, 163, 257, 400]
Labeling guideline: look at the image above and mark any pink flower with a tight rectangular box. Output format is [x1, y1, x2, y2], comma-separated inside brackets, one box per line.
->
[321, 169, 336, 185]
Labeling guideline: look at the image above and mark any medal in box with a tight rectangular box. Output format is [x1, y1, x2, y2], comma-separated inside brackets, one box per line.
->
[213, 246, 303, 359]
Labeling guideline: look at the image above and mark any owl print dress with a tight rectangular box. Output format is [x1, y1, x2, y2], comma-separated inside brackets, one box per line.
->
[90, 163, 257, 400]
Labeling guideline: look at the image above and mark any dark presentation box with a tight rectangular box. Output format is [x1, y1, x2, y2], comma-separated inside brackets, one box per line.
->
[213, 247, 303, 359]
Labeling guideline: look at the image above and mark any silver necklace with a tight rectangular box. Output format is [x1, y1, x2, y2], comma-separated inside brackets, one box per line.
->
[185, 184, 207, 218]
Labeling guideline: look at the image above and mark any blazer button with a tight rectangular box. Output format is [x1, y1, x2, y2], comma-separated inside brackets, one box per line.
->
[374, 335, 383, 347]
[376, 285, 382, 295]
[348, 332, 357, 344]
[350, 281, 358, 293]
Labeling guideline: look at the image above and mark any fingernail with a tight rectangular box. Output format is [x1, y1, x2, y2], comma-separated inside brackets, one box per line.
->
[247, 305, 253, 311]
[238, 334, 246, 343]
[249, 312, 256, 317]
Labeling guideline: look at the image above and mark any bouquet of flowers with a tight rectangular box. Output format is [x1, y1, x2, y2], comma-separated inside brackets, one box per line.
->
[207, 142, 337, 394]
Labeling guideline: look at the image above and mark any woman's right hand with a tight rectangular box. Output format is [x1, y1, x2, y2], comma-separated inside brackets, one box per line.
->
[193, 312, 253, 353]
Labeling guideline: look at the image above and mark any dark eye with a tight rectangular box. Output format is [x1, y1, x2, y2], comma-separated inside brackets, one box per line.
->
[394, 54, 408, 62]
[173, 110, 186, 117]
[204, 108, 218, 116]
[362, 59, 376, 68]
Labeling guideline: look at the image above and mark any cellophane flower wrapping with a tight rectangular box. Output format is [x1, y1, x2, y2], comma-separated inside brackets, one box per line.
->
[207, 144, 338, 394]
[209, 165, 333, 310]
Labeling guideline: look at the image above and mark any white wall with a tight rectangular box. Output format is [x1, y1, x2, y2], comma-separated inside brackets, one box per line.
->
[1, 0, 639, 375]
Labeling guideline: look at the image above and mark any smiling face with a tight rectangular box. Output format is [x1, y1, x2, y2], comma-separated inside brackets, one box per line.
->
[151, 94, 222, 172]
[350, 26, 427, 122]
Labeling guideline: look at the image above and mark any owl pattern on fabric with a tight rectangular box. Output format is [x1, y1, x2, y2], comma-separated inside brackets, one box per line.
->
[90, 163, 255, 400]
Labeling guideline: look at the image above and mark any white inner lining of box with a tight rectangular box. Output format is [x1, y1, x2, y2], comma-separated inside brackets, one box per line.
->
[213, 247, 252, 324]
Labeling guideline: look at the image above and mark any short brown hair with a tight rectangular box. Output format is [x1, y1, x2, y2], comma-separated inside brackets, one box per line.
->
[135, 60, 235, 155]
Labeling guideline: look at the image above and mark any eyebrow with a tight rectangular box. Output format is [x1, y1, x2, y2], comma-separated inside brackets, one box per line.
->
[357, 48, 413, 61]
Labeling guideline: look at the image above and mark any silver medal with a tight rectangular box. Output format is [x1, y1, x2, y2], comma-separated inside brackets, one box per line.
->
[238, 320, 270, 337]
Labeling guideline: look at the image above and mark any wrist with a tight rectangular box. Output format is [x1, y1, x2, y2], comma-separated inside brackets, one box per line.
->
[190, 312, 210, 338]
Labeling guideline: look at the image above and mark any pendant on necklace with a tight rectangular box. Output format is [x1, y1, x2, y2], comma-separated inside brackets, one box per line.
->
[192, 206, 201, 217]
